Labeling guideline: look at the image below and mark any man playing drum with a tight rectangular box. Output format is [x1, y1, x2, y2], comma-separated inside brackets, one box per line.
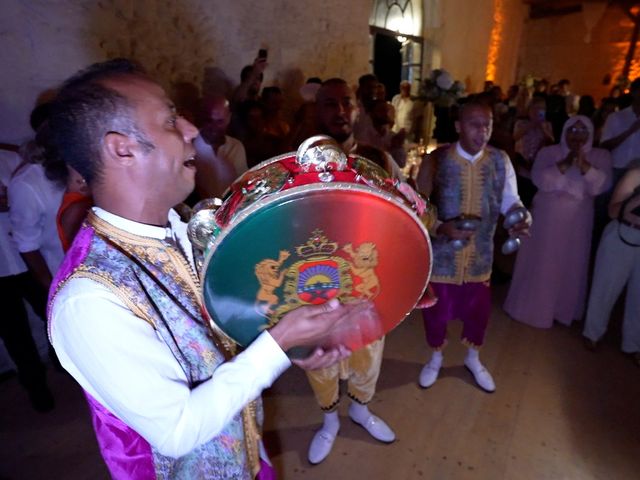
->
[46, 59, 367, 480]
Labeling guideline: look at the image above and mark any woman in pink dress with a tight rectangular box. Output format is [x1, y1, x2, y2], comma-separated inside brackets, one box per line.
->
[504, 115, 612, 328]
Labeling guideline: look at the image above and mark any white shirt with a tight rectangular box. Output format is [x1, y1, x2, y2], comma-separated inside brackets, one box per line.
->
[7, 162, 64, 274]
[455, 142, 521, 214]
[50, 207, 290, 458]
[600, 106, 640, 169]
[391, 94, 414, 133]
[195, 134, 248, 177]
[353, 105, 378, 146]
[0, 150, 27, 277]
[219, 135, 248, 176]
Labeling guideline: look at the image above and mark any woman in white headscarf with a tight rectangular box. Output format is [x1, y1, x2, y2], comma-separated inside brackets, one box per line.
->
[504, 116, 612, 328]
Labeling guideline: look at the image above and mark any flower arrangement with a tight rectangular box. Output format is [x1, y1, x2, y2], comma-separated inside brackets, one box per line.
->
[420, 69, 465, 107]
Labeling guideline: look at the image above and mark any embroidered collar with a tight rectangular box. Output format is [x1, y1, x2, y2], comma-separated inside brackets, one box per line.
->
[93, 207, 172, 240]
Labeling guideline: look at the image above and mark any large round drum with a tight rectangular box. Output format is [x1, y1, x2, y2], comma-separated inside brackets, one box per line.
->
[190, 136, 432, 351]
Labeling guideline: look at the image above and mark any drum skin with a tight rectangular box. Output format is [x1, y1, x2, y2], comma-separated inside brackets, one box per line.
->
[199, 150, 432, 351]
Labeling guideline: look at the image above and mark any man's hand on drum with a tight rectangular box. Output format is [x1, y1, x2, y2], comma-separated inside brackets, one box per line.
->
[291, 345, 351, 371]
[269, 299, 378, 370]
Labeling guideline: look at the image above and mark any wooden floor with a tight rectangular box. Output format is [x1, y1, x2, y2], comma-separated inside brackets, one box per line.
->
[1, 284, 639, 480]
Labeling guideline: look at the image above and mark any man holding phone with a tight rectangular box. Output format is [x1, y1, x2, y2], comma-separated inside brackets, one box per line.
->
[232, 50, 268, 106]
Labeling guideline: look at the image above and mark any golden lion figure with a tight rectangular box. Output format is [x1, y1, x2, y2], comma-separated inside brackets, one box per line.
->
[254, 250, 291, 315]
[343, 242, 380, 299]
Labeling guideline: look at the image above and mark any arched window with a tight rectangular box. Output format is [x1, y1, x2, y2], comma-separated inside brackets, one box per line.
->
[369, 0, 423, 99]
[370, 0, 421, 37]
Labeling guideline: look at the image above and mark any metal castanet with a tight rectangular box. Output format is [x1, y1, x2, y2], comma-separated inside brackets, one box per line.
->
[501, 206, 529, 255]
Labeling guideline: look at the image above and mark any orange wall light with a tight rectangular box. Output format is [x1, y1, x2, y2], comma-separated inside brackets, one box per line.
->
[486, 0, 505, 82]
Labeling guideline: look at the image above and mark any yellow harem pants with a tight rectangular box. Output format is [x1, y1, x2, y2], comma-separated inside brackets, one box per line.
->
[305, 338, 384, 411]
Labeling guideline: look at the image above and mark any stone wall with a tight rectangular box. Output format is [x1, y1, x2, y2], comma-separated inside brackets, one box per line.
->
[518, 5, 637, 101]
[0, 0, 373, 144]
[495, 0, 529, 91]
[424, 0, 526, 94]
[437, 0, 495, 92]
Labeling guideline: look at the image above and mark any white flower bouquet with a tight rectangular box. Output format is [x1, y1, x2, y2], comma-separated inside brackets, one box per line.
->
[420, 69, 465, 107]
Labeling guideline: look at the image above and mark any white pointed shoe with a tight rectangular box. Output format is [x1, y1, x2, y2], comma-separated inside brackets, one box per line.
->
[418, 361, 441, 388]
[348, 406, 396, 443]
[308, 428, 338, 464]
[464, 360, 496, 393]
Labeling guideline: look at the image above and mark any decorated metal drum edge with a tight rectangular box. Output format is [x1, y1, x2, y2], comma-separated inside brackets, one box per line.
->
[244, 151, 381, 174]
[223, 152, 391, 199]
[220, 152, 294, 199]
[245, 152, 390, 179]
[201, 182, 434, 346]
[247, 151, 298, 172]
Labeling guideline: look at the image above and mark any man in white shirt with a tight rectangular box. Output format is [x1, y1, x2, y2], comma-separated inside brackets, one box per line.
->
[8, 142, 65, 292]
[194, 95, 248, 200]
[0, 149, 54, 412]
[391, 80, 414, 134]
[600, 78, 640, 184]
[46, 59, 363, 479]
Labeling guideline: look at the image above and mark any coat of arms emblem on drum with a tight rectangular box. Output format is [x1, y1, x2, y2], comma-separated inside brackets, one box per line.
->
[253, 229, 381, 325]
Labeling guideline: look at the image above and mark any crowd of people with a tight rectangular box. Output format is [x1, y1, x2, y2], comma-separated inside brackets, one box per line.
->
[0, 54, 638, 480]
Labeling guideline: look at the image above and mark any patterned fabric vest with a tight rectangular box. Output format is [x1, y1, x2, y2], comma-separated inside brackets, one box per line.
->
[431, 145, 507, 284]
[48, 212, 260, 479]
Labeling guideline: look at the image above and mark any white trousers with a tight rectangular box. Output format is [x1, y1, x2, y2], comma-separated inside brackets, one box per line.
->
[583, 220, 640, 353]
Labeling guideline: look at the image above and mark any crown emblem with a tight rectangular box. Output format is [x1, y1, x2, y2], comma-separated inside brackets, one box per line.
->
[295, 229, 338, 257]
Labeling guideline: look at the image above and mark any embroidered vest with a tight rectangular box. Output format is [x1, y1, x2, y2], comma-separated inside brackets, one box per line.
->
[431, 145, 507, 284]
[48, 212, 260, 479]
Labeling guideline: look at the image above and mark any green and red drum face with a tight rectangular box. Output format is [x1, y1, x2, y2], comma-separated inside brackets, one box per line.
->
[200, 181, 432, 352]
[194, 137, 432, 351]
